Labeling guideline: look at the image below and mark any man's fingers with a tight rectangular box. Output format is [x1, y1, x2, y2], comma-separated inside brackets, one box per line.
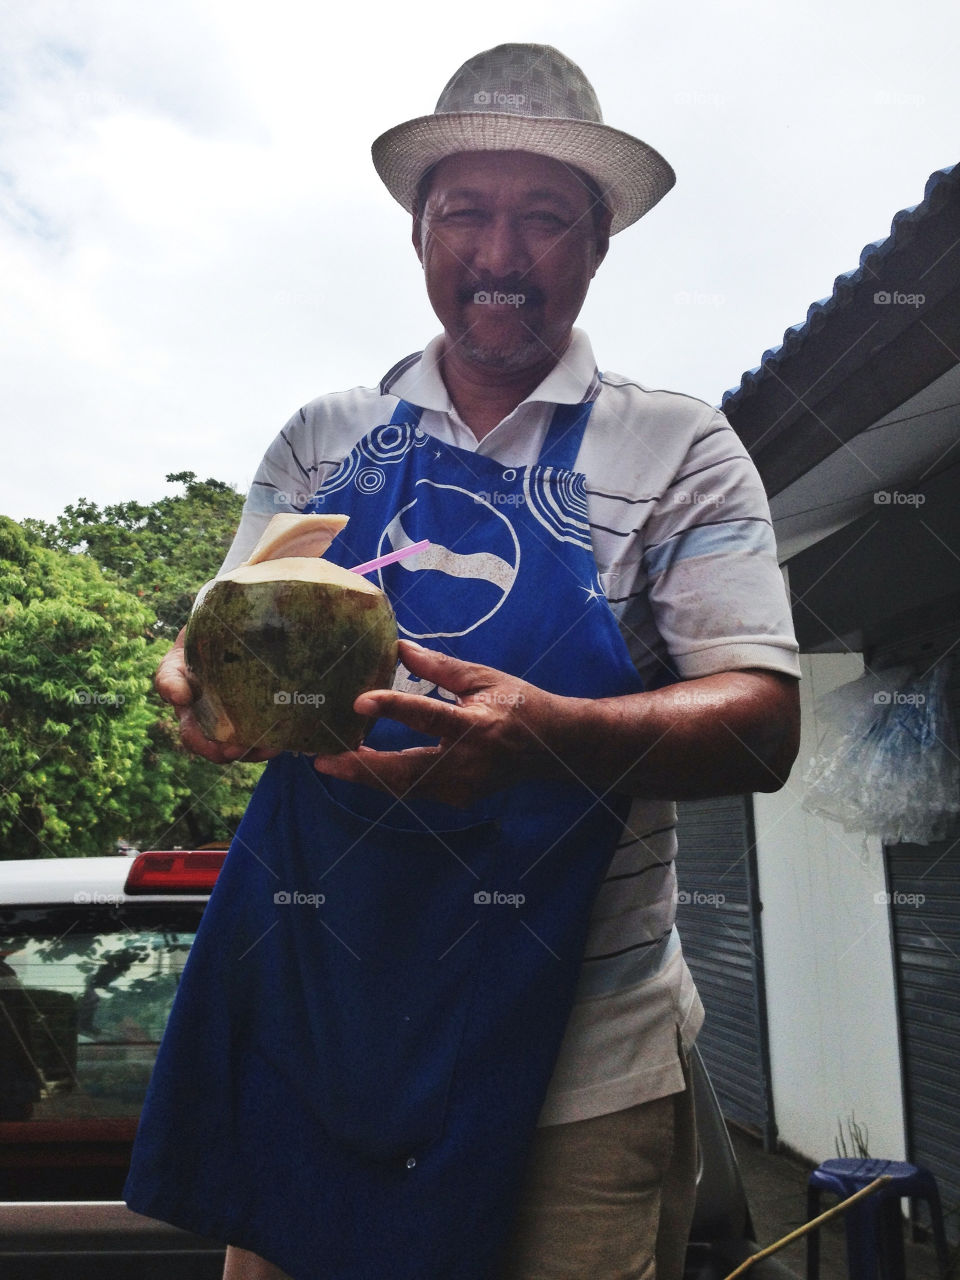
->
[313, 744, 442, 796]
[176, 708, 279, 764]
[398, 640, 495, 696]
[155, 629, 196, 708]
[354, 688, 472, 739]
[156, 667, 196, 708]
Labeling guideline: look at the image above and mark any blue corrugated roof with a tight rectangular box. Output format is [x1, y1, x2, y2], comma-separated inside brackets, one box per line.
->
[721, 163, 959, 410]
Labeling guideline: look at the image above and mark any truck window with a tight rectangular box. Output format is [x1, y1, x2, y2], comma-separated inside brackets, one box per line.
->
[0, 904, 202, 1124]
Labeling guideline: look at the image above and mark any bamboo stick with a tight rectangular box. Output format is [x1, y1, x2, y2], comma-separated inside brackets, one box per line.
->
[722, 1174, 893, 1280]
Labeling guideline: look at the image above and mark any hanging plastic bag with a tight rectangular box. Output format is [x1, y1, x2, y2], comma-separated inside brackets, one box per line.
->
[802, 660, 960, 845]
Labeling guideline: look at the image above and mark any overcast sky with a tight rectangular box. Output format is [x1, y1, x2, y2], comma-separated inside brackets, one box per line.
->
[2, 0, 957, 524]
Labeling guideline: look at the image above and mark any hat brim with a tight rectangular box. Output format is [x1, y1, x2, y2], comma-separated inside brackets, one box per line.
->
[371, 113, 675, 235]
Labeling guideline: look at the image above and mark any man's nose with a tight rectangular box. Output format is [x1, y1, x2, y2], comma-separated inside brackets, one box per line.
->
[471, 216, 531, 278]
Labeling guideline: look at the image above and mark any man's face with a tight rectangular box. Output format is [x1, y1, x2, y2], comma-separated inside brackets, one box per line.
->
[413, 151, 610, 375]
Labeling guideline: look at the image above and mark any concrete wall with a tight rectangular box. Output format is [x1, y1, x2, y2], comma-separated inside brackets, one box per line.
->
[752, 651, 907, 1163]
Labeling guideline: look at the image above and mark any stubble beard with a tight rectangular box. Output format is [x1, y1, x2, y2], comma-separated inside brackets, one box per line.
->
[456, 307, 553, 375]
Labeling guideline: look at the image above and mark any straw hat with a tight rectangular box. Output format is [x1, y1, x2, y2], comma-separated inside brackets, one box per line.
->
[371, 43, 675, 235]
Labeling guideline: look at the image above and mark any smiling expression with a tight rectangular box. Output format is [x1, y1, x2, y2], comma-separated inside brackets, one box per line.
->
[413, 151, 611, 376]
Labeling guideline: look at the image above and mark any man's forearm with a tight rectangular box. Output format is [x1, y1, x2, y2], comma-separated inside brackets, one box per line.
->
[533, 670, 800, 801]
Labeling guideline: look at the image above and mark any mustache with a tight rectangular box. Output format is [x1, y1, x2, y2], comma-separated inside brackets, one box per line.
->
[458, 280, 545, 306]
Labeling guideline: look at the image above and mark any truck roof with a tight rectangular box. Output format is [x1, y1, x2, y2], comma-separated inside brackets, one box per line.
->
[0, 854, 222, 906]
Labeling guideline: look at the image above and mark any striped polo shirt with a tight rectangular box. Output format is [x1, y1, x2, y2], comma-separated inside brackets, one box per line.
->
[216, 328, 800, 1125]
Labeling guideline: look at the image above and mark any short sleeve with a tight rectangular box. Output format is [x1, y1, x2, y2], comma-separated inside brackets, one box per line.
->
[640, 413, 801, 680]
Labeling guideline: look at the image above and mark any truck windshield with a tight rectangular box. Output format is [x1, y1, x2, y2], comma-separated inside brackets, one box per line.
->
[0, 904, 202, 1123]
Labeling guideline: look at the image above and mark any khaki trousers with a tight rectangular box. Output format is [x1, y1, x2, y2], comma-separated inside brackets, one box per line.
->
[222, 1070, 697, 1280]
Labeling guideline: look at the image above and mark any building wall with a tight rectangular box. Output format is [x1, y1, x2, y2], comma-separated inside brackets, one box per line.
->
[752, 651, 907, 1162]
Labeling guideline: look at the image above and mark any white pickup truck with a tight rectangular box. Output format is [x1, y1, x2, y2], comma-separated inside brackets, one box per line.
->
[0, 853, 799, 1280]
[0, 852, 226, 1278]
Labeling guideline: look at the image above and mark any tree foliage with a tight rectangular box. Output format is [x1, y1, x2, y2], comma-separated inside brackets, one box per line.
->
[24, 471, 244, 637]
[3, 475, 264, 859]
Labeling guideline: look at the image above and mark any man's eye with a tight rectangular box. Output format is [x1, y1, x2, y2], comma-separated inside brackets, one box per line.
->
[526, 211, 567, 227]
[442, 208, 484, 221]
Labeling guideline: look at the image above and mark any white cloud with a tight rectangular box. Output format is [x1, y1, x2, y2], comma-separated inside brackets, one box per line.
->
[1, 0, 958, 521]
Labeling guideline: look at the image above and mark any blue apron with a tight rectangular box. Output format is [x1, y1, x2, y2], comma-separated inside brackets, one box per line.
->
[124, 397, 645, 1279]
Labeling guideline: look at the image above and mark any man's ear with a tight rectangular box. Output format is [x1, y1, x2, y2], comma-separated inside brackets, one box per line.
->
[412, 212, 424, 266]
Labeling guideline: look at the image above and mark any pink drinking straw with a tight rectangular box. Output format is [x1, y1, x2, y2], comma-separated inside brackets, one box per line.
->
[350, 540, 430, 577]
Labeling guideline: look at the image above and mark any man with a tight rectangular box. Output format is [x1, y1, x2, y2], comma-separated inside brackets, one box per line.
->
[125, 43, 800, 1280]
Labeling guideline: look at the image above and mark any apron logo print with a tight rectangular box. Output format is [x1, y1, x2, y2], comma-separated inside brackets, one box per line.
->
[377, 482, 521, 639]
[474, 890, 525, 908]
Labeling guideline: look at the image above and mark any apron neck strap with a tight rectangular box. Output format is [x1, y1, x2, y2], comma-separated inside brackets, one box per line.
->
[386, 396, 596, 472]
[536, 400, 596, 472]
[388, 398, 424, 427]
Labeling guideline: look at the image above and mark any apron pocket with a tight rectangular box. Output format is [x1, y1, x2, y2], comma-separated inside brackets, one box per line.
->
[284, 765, 500, 1164]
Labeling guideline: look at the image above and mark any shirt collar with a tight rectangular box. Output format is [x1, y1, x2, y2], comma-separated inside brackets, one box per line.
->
[381, 328, 602, 413]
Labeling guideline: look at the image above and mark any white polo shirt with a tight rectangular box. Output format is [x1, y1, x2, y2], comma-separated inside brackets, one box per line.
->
[219, 328, 800, 1125]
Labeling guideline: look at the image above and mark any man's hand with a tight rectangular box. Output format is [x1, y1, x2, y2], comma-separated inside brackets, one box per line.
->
[156, 628, 280, 765]
[312, 641, 556, 807]
[312, 640, 801, 808]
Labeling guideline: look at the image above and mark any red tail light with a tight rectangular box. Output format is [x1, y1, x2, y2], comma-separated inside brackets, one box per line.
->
[124, 850, 227, 894]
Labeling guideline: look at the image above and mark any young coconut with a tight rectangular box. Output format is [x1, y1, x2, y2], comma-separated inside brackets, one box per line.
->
[185, 514, 398, 754]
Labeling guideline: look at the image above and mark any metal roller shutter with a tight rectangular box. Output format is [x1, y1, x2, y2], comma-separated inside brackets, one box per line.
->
[874, 626, 960, 1235]
[675, 794, 775, 1147]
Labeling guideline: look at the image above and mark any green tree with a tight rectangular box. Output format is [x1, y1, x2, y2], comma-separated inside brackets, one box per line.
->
[5, 476, 264, 858]
[0, 517, 160, 858]
[24, 471, 245, 636]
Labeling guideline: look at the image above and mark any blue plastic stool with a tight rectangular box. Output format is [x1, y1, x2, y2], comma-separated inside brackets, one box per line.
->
[806, 1158, 950, 1280]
